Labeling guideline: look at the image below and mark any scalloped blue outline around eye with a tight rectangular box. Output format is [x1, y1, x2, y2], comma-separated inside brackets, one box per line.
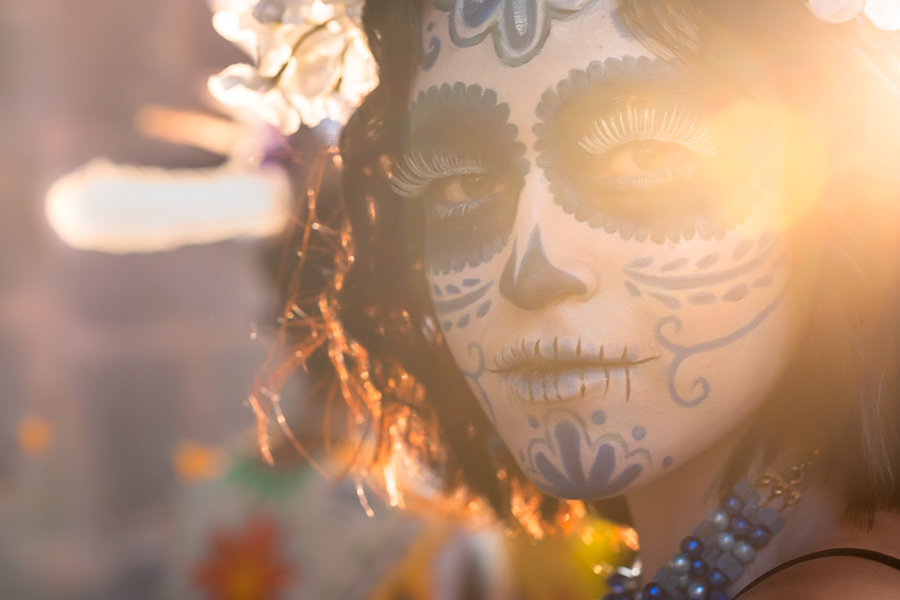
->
[403, 82, 529, 274]
[533, 56, 766, 244]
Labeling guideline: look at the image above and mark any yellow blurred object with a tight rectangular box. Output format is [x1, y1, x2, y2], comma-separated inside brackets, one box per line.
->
[510, 519, 634, 600]
[367, 515, 634, 600]
[16, 413, 52, 456]
[175, 441, 225, 482]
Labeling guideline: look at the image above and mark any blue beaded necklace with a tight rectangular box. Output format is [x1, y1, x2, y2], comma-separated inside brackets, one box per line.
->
[603, 457, 814, 600]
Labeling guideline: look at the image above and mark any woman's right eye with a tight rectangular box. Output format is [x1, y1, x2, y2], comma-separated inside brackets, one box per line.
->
[591, 139, 700, 193]
[429, 172, 509, 222]
[434, 173, 506, 204]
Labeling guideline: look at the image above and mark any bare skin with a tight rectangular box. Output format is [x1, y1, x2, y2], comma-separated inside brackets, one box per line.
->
[627, 431, 900, 595]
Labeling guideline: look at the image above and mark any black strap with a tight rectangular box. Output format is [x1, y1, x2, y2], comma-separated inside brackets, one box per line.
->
[732, 547, 900, 598]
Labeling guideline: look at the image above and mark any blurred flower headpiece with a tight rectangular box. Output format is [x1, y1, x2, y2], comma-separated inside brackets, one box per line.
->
[208, 0, 377, 134]
[206, 0, 899, 135]
[809, 0, 900, 30]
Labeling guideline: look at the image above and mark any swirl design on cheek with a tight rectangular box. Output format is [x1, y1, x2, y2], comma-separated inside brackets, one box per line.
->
[394, 83, 529, 274]
[533, 56, 767, 244]
[656, 286, 788, 407]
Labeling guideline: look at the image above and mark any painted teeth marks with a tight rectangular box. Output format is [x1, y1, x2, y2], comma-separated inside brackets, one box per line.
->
[491, 339, 655, 403]
[433, 0, 594, 67]
[522, 409, 651, 499]
[623, 234, 781, 308]
[534, 56, 763, 244]
[399, 82, 528, 275]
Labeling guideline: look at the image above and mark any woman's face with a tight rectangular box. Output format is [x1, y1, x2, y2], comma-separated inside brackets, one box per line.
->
[399, 0, 800, 499]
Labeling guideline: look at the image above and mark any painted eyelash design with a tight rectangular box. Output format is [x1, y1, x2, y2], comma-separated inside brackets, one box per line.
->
[534, 56, 768, 245]
[391, 150, 487, 199]
[579, 105, 718, 158]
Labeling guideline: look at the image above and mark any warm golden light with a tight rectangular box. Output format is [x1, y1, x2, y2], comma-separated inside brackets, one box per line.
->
[17, 414, 52, 456]
[174, 441, 224, 482]
[133, 105, 244, 156]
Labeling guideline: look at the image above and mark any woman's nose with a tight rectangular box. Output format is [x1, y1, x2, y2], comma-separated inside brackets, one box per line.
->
[499, 225, 587, 310]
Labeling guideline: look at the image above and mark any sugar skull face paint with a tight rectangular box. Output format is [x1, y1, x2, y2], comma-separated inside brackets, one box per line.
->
[433, 0, 596, 66]
[402, 0, 800, 500]
[393, 82, 529, 274]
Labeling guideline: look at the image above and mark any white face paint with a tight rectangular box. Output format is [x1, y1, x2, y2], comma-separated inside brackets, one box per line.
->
[398, 0, 800, 499]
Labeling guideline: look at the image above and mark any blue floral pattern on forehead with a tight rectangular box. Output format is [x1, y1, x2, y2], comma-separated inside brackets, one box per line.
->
[433, 0, 596, 66]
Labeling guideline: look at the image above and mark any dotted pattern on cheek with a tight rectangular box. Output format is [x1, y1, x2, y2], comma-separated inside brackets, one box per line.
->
[533, 56, 767, 245]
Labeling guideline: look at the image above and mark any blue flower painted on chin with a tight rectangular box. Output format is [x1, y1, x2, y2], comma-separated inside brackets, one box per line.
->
[525, 415, 651, 499]
[434, 0, 595, 66]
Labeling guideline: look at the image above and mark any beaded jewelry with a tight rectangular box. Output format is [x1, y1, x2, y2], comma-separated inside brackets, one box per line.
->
[603, 455, 816, 600]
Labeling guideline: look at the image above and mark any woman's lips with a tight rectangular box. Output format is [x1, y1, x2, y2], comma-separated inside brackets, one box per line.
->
[488, 338, 658, 403]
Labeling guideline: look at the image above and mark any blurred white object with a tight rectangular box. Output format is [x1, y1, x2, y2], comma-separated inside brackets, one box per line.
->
[45, 159, 290, 253]
[865, 0, 900, 30]
[808, 0, 867, 23]
[208, 0, 377, 133]
[808, 0, 900, 30]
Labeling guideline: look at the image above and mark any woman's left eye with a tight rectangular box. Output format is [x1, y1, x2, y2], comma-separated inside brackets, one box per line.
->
[593, 140, 699, 192]
[601, 140, 688, 175]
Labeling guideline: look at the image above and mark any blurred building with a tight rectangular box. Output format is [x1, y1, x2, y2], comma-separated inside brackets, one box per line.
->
[0, 1, 273, 597]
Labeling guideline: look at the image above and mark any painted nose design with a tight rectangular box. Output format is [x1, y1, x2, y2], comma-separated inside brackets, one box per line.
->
[499, 226, 587, 310]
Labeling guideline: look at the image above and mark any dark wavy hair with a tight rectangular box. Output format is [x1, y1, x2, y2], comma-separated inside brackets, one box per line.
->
[276, 0, 900, 528]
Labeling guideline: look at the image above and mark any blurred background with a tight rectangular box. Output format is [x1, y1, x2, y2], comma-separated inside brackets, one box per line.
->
[0, 1, 630, 598]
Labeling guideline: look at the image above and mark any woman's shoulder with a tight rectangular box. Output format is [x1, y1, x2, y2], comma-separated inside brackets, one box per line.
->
[739, 550, 900, 599]
[740, 512, 900, 599]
